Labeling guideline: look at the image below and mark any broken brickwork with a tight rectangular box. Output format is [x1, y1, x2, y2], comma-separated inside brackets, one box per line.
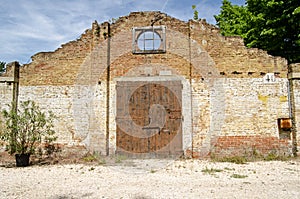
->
[1, 12, 298, 158]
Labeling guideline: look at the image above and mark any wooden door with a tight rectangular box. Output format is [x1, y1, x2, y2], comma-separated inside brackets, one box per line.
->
[116, 81, 183, 157]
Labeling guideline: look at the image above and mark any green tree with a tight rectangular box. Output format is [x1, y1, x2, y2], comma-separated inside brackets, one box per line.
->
[214, 0, 250, 37]
[214, 0, 300, 63]
[0, 61, 6, 74]
[192, 5, 199, 20]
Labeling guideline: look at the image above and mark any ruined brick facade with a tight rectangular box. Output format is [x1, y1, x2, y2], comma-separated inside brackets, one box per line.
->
[1, 12, 299, 158]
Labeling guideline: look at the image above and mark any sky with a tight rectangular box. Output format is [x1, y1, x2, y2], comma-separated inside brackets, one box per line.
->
[0, 0, 245, 64]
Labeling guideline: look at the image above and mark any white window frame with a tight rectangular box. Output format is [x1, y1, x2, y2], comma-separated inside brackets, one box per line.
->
[132, 26, 166, 54]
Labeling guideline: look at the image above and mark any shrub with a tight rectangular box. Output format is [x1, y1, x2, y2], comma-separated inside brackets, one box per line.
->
[0, 100, 57, 155]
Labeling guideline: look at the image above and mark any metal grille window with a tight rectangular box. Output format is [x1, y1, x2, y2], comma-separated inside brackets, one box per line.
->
[132, 26, 166, 54]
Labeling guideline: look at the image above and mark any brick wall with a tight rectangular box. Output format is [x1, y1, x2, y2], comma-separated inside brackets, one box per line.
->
[212, 136, 292, 157]
[289, 63, 300, 156]
[0, 11, 295, 158]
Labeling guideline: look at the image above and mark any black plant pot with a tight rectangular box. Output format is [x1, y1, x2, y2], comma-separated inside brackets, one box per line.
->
[15, 154, 30, 167]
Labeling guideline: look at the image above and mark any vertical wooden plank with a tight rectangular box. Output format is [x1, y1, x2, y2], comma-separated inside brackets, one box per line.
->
[116, 81, 183, 157]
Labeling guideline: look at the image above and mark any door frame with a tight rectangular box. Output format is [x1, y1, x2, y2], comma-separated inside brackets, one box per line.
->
[113, 76, 192, 157]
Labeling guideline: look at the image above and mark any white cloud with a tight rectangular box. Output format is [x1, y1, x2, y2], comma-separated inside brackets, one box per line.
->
[0, 0, 245, 64]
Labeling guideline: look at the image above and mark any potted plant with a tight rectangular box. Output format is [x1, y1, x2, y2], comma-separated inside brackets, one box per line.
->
[0, 100, 57, 167]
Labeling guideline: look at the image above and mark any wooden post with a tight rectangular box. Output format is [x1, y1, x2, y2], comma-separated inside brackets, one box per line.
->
[0, 61, 20, 112]
[12, 62, 20, 154]
[106, 23, 111, 156]
[0, 61, 20, 154]
[12, 62, 20, 113]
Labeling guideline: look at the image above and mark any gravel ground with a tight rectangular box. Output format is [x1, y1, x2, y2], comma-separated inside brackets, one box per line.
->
[0, 158, 299, 199]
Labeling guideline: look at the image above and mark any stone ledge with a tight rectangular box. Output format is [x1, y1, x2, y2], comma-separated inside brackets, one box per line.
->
[0, 77, 16, 83]
[288, 72, 300, 79]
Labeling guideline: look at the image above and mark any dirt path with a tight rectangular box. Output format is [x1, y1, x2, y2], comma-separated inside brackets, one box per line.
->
[0, 158, 299, 199]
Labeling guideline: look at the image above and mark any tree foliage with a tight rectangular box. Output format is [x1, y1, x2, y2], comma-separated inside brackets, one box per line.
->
[0, 100, 57, 155]
[192, 5, 199, 20]
[0, 61, 6, 74]
[215, 0, 300, 63]
[214, 0, 250, 37]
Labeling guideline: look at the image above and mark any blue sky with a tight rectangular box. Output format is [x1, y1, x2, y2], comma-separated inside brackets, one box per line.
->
[0, 0, 245, 64]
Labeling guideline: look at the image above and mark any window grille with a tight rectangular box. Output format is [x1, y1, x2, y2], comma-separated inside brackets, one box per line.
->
[132, 26, 166, 54]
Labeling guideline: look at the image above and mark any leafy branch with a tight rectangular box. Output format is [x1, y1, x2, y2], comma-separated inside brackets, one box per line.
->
[0, 100, 57, 155]
[0, 61, 6, 74]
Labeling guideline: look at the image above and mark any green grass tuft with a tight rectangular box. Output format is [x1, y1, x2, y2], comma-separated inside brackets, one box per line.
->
[231, 174, 248, 179]
[263, 152, 290, 161]
[201, 167, 223, 175]
[216, 156, 248, 164]
[82, 152, 106, 165]
[114, 154, 127, 163]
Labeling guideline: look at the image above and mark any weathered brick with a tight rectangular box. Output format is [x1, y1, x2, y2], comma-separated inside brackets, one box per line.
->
[0, 11, 297, 158]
